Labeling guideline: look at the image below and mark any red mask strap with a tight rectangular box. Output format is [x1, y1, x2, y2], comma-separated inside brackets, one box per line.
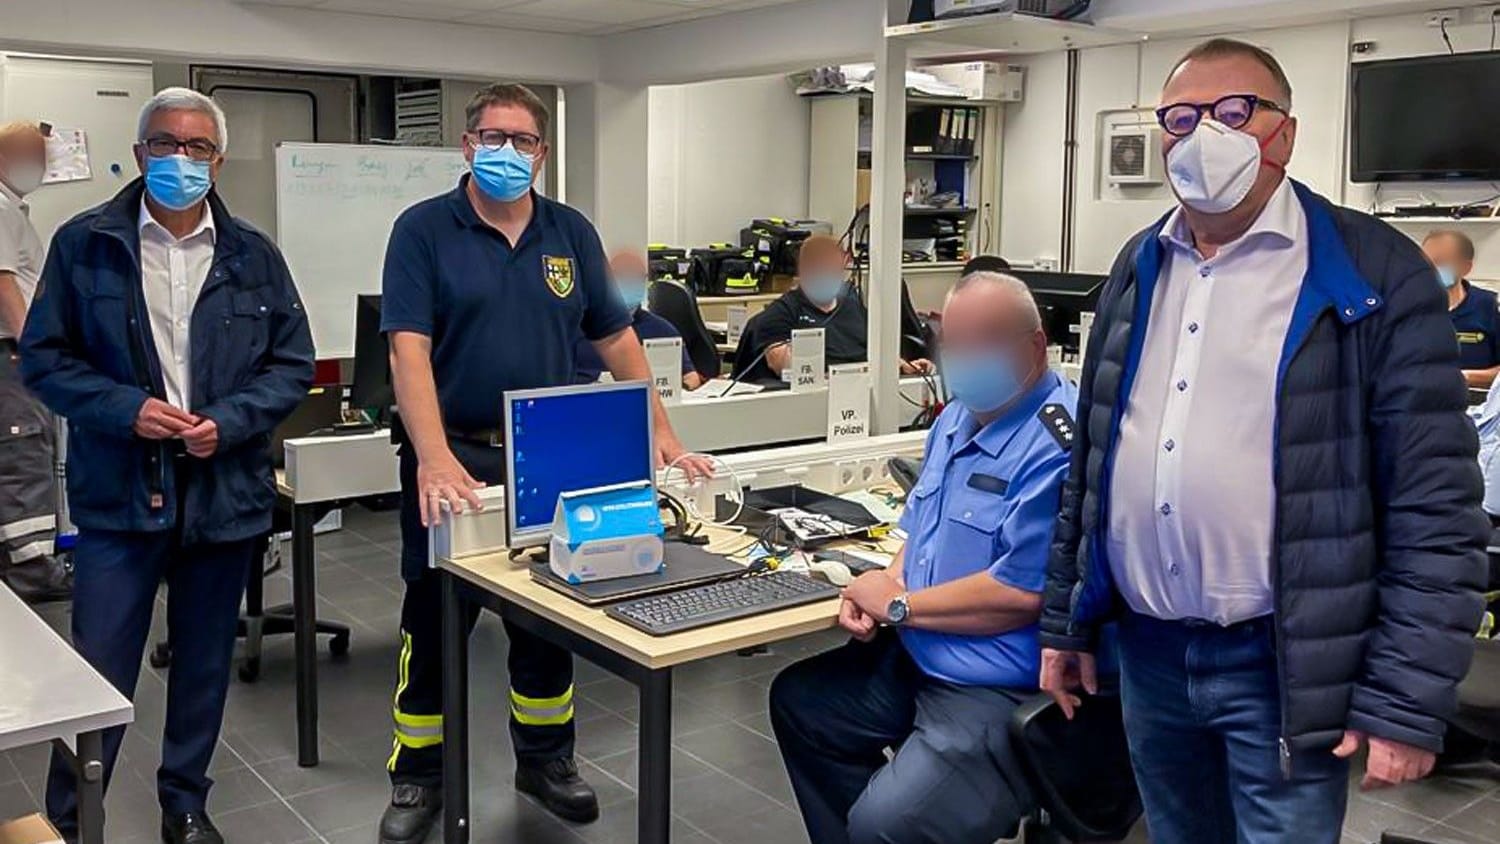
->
[1259, 115, 1291, 174]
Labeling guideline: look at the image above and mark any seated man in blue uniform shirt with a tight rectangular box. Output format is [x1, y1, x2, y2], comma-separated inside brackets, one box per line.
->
[1425, 230, 1500, 388]
[769, 270, 1077, 844]
[573, 249, 700, 388]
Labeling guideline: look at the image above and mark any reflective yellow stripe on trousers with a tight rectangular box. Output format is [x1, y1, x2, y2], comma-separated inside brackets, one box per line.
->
[510, 685, 575, 726]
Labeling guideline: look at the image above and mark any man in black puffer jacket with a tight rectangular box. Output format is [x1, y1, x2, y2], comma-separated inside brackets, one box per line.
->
[1038, 39, 1487, 844]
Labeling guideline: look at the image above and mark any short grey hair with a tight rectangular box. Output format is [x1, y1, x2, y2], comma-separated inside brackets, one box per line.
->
[138, 87, 228, 154]
[948, 271, 1043, 332]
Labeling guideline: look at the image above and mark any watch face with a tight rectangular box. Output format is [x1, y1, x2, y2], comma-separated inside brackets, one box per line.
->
[888, 596, 909, 624]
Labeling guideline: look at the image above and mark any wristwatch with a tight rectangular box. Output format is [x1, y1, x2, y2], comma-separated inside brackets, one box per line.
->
[886, 593, 911, 626]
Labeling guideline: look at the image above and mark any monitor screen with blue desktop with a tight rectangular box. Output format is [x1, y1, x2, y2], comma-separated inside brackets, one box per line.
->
[503, 381, 657, 548]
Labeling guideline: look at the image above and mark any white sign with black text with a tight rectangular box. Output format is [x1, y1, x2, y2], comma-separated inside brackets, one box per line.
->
[826, 362, 871, 443]
[726, 305, 748, 347]
[644, 337, 683, 406]
[790, 328, 826, 393]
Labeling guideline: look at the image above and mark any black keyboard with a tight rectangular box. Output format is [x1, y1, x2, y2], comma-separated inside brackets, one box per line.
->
[605, 571, 841, 636]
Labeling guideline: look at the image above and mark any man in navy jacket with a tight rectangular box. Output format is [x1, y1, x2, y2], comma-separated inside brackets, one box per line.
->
[1038, 40, 1486, 843]
[20, 88, 313, 844]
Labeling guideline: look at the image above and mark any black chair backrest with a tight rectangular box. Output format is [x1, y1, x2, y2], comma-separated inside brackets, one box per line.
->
[899, 279, 932, 361]
[1008, 693, 1143, 842]
[730, 310, 772, 382]
[648, 279, 721, 380]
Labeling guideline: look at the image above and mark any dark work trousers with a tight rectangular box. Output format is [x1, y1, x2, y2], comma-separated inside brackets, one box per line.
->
[0, 344, 59, 571]
[386, 438, 574, 787]
[45, 458, 254, 834]
[769, 632, 1034, 844]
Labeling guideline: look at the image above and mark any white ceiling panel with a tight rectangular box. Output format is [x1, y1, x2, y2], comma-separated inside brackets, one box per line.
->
[245, 0, 809, 35]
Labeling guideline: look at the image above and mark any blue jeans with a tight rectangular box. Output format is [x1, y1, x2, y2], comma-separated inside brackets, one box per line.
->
[1118, 613, 1349, 844]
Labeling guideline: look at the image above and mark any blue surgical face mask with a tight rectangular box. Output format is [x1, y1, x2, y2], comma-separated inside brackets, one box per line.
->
[942, 349, 1028, 415]
[803, 273, 845, 307]
[615, 276, 649, 311]
[1438, 266, 1460, 290]
[471, 142, 534, 203]
[144, 154, 212, 212]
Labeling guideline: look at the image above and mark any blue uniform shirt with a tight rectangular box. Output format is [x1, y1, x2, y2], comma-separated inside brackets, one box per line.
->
[573, 308, 693, 384]
[897, 370, 1077, 688]
[380, 178, 631, 431]
[1449, 281, 1500, 371]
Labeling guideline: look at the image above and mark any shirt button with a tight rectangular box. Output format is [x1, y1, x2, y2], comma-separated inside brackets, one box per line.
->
[1164, 439, 1175, 452]
[963, 510, 973, 519]
[1169, 563, 1181, 576]
[1187, 322, 1199, 334]
[1199, 265, 1212, 277]
[1160, 502, 1173, 516]
[1176, 379, 1188, 392]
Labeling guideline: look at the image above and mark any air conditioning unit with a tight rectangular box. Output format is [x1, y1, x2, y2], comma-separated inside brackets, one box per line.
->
[1106, 127, 1162, 186]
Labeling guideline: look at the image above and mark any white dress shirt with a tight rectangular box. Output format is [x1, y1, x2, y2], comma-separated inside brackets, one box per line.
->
[0, 181, 45, 340]
[139, 199, 216, 410]
[1472, 379, 1500, 516]
[1107, 178, 1309, 625]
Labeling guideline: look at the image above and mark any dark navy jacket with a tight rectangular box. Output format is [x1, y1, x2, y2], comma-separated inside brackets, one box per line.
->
[1041, 181, 1487, 756]
[20, 180, 314, 545]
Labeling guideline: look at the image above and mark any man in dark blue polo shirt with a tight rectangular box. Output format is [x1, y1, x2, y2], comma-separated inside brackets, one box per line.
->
[377, 83, 708, 844]
[574, 248, 700, 388]
[1425, 230, 1500, 388]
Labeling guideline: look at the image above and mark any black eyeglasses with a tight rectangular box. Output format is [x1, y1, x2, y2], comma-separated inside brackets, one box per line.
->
[468, 128, 542, 156]
[142, 135, 219, 161]
[1155, 94, 1287, 138]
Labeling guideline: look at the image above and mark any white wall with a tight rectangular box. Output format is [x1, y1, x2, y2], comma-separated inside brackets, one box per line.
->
[647, 74, 811, 247]
[1000, 9, 1500, 282]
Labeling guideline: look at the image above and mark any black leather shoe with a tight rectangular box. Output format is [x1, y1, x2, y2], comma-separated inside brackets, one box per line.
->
[161, 811, 223, 844]
[379, 784, 442, 844]
[516, 758, 599, 824]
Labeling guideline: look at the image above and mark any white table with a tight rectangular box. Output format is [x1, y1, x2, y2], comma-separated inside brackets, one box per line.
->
[0, 585, 132, 844]
[279, 430, 400, 766]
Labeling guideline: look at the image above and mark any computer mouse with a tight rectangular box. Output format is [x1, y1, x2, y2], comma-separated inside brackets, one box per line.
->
[808, 558, 853, 587]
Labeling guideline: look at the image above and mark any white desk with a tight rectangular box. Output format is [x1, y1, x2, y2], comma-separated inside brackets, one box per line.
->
[0, 585, 132, 844]
[278, 430, 400, 766]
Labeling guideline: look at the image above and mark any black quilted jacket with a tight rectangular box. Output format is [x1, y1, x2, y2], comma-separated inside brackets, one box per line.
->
[1039, 181, 1488, 756]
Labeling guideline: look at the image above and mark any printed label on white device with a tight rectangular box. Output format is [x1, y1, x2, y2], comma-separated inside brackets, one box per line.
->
[726, 305, 748, 347]
[643, 337, 683, 405]
[790, 328, 826, 393]
[827, 362, 871, 443]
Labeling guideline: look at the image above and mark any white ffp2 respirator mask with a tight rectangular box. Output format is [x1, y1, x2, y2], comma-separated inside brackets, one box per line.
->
[1165, 118, 1273, 215]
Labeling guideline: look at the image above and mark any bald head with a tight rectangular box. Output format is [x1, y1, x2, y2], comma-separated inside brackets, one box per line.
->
[0, 121, 47, 196]
[609, 249, 648, 282]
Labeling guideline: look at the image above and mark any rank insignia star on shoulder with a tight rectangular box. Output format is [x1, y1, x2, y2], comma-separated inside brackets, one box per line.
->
[1039, 403, 1075, 451]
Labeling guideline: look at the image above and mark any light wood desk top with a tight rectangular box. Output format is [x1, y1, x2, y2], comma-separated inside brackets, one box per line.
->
[276, 469, 291, 499]
[439, 523, 903, 671]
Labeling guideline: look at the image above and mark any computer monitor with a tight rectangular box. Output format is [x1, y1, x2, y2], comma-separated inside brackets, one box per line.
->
[350, 294, 393, 417]
[503, 381, 657, 549]
[1009, 271, 1106, 355]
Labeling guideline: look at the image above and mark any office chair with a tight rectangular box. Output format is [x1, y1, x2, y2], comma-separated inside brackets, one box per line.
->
[1007, 691, 1143, 844]
[899, 279, 935, 362]
[149, 512, 352, 681]
[648, 279, 723, 381]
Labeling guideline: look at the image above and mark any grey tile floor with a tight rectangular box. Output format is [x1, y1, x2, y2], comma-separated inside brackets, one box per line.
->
[1, 505, 1497, 844]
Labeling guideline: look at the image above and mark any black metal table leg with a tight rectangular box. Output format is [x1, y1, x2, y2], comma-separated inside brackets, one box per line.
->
[638, 669, 673, 844]
[442, 571, 472, 844]
[292, 502, 319, 767]
[74, 731, 105, 844]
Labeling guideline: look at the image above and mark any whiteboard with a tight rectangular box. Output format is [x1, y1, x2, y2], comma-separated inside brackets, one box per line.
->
[274, 142, 468, 357]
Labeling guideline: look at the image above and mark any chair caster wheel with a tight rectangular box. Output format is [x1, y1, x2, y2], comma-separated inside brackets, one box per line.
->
[330, 632, 350, 657]
[239, 658, 261, 683]
[149, 643, 171, 669]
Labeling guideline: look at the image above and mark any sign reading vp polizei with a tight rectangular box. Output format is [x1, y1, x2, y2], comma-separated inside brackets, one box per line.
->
[790, 328, 826, 393]
[827, 362, 871, 443]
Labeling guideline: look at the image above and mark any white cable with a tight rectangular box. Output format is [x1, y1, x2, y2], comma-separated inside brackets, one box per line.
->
[662, 451, 745, 528]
